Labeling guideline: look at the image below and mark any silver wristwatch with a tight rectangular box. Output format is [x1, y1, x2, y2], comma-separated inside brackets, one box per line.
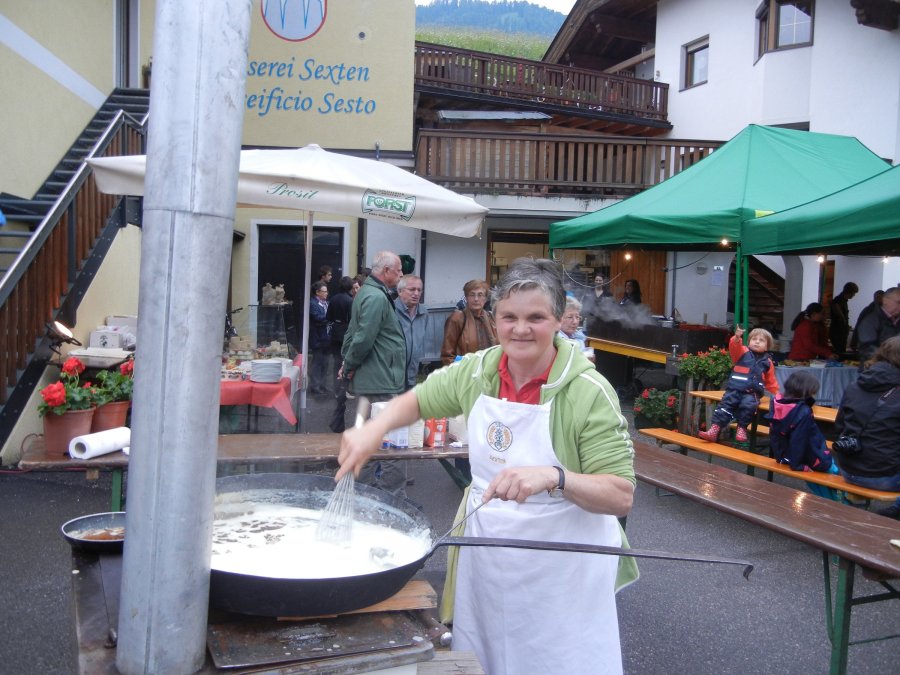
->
[548, 466, 565, 498]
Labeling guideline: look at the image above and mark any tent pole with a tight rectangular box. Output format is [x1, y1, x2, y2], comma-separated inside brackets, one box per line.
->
[741, 244, 750, 335]
[733, 245, 743, 330]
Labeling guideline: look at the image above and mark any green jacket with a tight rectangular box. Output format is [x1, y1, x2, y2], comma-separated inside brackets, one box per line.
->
[416, 336, 635, 483]
[416, 337, 639, 621]
[341, 276, 405, 395]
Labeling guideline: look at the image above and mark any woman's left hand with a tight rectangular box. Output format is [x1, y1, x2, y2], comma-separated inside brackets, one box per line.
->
[483, 466, 558, 503]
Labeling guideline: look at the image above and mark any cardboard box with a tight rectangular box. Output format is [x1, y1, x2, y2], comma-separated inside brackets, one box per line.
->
[448, 415, 467, 444]
[89, 330, 124, 349]
[424, 417, 447, 448]
[372, 401, 411, 448]
[408, 419, 425, 448]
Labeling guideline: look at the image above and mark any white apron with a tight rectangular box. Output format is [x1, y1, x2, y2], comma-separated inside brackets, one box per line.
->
[452, 394, 623, 675]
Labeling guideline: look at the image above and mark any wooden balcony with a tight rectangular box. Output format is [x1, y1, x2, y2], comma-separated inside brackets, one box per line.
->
[414, 42, 669, 135]
[416, 130, 722, 198]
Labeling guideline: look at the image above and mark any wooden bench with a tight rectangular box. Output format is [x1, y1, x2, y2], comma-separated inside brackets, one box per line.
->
[639, 428, 900, 503]
[632, 440, 900, 675]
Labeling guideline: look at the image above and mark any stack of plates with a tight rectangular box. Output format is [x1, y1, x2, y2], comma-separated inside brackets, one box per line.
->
[250, 359, 283, 383]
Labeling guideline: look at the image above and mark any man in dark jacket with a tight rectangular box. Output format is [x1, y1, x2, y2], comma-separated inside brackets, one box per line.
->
[828, 281, 858, 354]
[340, 251, 407, 494]
[854, 287, 900, 367]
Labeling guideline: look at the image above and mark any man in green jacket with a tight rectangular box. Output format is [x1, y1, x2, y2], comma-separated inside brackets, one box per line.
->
[340, 250, 407, 494]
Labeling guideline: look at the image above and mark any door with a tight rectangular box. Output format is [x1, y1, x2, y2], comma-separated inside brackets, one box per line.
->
[257, 224, 345, 352]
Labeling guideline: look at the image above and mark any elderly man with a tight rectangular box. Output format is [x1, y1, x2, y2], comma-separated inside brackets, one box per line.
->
[340, 251, 407, 494]
[394, 274, 431, 390]
[854, 287, 900, 367]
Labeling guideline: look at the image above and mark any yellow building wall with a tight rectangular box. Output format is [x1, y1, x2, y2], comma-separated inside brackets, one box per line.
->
[0, 1, 116, 196]
[1, 226, 142, 466]
[243, 0, 414, 152]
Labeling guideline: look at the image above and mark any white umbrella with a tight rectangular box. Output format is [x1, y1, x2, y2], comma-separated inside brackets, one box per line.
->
[88, 144, 488, 408]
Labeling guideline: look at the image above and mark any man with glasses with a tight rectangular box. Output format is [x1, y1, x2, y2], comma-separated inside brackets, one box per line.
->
[394, 274, 431, 390]
[340, 250, 408, 495]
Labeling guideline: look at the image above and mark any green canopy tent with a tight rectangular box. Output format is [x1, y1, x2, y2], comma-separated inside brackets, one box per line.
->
[742, 163, 900, 256]
[549, 125, 889, 324]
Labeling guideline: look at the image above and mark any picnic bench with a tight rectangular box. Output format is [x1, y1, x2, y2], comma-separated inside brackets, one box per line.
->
[632, 440, 900, 675]
[638, 427, 900, 504]
[18, 434, 470, 510]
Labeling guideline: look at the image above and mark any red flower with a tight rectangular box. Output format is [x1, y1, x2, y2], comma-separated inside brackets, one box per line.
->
[120, 359, 134, 376]
[40, 381, 67, 408]
[666, 396, 676, 407]
[633, 405, 642, 413]
[641, 389, 650, 399]
[62, 357, 86, 377]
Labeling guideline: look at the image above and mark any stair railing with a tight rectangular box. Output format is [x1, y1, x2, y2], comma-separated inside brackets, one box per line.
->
[0, 110, 147, 406]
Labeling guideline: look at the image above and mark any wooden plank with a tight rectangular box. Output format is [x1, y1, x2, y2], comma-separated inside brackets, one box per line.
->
[632, 440, 900, 578]
[279, 580, 437, 620]
[639, 428, 899, 502]
[587, 337, 668, 364]
[19, 434, 468, 471]
[419, 651, 485, 675]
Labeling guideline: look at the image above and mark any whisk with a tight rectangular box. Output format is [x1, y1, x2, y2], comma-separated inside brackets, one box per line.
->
[316, 396, 370, 544]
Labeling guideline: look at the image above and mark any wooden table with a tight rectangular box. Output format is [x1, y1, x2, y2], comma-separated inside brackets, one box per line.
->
[220, 377, 298, 427]
[19, 434, 470, 510]
[633, 441, 900, 675]
[587, 337, 669, 364]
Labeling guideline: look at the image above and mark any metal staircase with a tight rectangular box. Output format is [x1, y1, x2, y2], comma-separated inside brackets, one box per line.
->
[0, 88, 149, 453]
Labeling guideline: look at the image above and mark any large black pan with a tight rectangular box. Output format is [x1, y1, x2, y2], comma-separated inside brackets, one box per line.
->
[210, 473, 753, 617]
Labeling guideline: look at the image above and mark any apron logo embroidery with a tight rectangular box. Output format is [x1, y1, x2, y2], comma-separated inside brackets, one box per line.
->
[486, 421, 513, 452]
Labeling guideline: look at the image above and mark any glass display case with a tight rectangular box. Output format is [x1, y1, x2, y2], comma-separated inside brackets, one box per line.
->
[224, 304, 297, 361]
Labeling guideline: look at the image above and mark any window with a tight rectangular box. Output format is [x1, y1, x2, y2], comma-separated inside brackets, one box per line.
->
[757, 0, 814, 58]
[683, 37, 709, 89]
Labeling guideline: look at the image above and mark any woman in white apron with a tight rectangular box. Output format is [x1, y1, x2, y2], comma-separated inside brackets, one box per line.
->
[338, 258, 637, 674]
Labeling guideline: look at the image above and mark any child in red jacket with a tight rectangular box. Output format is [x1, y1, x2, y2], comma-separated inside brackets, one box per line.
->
[698, 326, 779, 443]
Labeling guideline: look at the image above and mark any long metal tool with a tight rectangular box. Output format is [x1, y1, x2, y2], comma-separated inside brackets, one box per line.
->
[439, 536, 754, 579]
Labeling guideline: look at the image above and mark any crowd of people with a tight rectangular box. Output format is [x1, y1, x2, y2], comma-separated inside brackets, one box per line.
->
[691, 283, 900, 517]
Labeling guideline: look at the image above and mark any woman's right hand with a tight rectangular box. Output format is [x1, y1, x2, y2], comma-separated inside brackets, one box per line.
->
[336, 425, 380, 480]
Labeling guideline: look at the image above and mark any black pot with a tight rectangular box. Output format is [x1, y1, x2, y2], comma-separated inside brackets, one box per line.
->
[61, 511, 126, 553]
[210, 473, 435, 617]
[209, 473, 640, 618]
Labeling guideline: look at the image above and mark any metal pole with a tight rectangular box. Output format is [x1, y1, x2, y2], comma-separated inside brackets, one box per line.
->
[116, 2, 251, 673]
[299, 211, 314, 411]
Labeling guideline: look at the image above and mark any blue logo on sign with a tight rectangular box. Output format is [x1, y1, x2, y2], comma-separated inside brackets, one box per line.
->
[261, 0, 327, 42]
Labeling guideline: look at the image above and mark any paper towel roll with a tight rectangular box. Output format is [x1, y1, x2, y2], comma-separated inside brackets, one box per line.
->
[69, 427, 131, 459]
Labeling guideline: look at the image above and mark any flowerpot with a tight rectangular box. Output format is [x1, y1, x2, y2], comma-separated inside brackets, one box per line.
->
[91, 400, 131, 433]
[632, 413, 654, 430]
[42, 408, 95, 458]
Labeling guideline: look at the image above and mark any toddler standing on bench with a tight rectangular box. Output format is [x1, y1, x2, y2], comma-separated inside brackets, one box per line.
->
[698, 326, 779, 443]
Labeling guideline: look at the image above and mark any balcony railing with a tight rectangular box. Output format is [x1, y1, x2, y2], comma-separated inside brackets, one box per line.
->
[416, 130, 722, 197]
[414, 42, 668, 121]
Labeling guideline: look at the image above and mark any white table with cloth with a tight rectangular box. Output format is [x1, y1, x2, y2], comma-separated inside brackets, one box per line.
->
[774, 364, 858, 408]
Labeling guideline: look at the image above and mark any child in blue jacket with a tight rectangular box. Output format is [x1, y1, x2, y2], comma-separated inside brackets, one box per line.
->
[769, 370, 840, 499]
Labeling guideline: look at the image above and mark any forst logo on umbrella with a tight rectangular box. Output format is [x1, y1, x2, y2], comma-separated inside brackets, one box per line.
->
[362, 190, 416, 222]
